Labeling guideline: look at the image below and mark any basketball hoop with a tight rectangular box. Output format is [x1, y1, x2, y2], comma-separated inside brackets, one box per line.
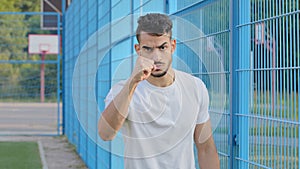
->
[39, 44, 50, 54]
[28, 34, 59, 103]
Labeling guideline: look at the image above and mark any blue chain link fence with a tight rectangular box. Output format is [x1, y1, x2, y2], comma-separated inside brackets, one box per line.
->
[235, 0, 300, 168]
[63, 0, 299, 168]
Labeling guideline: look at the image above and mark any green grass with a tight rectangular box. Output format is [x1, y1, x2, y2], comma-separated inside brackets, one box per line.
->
[249, 145, 299, 169]
[251, 91, 299, 120]
[0, 142, 42, 169]
[250, 125, 299, 138]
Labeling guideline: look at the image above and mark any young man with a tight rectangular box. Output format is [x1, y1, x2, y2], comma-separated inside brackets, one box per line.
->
[98, 13, 220, 169]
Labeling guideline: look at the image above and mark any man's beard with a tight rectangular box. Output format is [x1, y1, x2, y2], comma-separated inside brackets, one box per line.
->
[151, 70, 168, 78]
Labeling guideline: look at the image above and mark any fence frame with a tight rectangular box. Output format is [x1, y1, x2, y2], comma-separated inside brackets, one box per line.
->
[0, 12, 62, 136]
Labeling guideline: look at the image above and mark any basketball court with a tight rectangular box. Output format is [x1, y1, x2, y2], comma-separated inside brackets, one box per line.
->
[0, 103, 61, 135]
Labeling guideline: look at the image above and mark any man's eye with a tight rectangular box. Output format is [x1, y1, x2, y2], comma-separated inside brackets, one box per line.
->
[159, 46, 166, 50]
[143, 47, 152, 52]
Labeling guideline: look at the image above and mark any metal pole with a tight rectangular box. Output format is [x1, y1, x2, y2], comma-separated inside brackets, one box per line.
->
[40, 52, 46, 103]
[62, 0, 66, 136]
[229, 0, 239, 168]
[272, 38, 275, 114]
[57, 12, 61, 135]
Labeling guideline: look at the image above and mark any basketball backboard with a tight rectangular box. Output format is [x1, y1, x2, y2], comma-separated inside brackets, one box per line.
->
[28, 34, 59, 54]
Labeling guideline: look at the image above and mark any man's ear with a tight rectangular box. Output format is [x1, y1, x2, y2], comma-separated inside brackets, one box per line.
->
[171, 39, 176, 54]
[134, 44, 141, 55]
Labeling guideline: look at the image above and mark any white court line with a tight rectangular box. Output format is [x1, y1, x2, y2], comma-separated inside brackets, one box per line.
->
[38, 140, 49, 169]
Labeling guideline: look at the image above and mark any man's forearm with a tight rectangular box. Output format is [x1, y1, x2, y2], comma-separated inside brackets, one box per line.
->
[98, 79, 137, 141]
[197, 141, 220, 169]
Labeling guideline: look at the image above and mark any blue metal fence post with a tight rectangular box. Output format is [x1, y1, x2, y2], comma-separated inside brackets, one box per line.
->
[62, 0, 66, 135]
[95, 1, 99, 168]
[166, 0, 177, 14]
[57, 12, 61, 135]
[109, 1, 112, 168]
[237, 0, 251, 168]
[229, 0, 239, 168]
[298, 6, 300, 166]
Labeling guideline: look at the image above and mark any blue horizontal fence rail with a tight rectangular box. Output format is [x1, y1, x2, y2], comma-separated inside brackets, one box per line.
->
[63, 0, 300, 169]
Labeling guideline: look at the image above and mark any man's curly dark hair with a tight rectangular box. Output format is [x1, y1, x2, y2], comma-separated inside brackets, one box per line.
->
[136, 13, 173, 42]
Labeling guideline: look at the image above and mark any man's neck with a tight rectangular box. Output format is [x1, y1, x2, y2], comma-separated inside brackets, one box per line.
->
[147, 68, 175, 87]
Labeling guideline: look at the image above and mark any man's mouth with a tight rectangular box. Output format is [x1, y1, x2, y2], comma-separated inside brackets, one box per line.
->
[154, 62, 164, 70]
[154, 66, 162, 71]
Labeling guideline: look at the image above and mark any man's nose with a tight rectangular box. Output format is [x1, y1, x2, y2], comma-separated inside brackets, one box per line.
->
[152, 49, 162, 61]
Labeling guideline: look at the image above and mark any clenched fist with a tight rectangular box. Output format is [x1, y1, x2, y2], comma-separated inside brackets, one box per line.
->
[130, 56, 157, 84]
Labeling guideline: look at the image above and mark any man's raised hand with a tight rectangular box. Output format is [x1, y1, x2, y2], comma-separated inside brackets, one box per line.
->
[130, 56, 156, 83]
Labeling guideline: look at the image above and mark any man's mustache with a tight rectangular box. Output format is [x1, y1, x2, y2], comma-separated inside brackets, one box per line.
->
[154, 62, 164, 65]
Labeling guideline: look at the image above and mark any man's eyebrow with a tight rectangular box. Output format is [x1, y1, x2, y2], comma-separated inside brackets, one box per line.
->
[142, 45, 153, 49]
[156, 42, 168, 48]
[141, 42, 168, 49]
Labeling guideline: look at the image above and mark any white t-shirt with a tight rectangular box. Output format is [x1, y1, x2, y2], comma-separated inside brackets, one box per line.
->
[105, 69, 210, 169]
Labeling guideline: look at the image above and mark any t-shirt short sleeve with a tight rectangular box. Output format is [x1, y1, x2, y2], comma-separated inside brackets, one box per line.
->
[196, 80, 210, 124]
[104, 80, 126, 108]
